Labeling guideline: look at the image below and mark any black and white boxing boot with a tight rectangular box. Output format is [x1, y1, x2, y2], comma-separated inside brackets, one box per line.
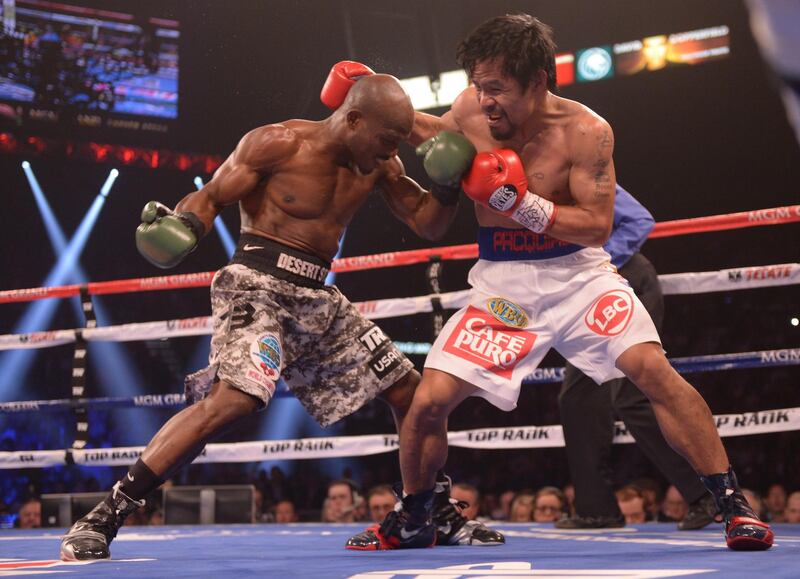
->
[432, 473, 505, 546]
[60, 481, 144, 561]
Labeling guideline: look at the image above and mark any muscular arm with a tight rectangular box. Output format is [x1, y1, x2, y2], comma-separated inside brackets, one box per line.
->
[377, 157, 459, 241]
[409, 110, 459, 146]
[174, 125, 299, 235]
[548, 119, 616, 246]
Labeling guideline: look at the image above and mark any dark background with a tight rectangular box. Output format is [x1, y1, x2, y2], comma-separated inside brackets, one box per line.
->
[1, 0, 798, 509]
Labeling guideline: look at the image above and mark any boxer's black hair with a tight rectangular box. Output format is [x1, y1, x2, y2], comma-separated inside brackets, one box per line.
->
[457, 13, 557, 92]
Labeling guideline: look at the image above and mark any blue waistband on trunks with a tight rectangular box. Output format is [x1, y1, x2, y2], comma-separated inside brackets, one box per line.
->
[231, 234, 331, 288]
[478, 226, 583, 261]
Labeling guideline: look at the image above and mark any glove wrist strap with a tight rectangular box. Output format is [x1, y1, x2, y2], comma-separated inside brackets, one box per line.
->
[429, 183, 461, 207]
[510, 191, 556, 233]
[178, 211, 205, 241]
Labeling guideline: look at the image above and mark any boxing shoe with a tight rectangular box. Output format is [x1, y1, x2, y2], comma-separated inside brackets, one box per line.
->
[700, 467, 774, 551]
[346, 485, 436, 551]
[432, 475, 504, 546]
[60, 482, 144, 561]
[677, 493, 717, 531]
[554, 514, 625, 529]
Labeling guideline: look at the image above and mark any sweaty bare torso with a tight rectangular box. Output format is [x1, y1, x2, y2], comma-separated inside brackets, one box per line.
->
[239, 120, 388, 261]
[452, 89, 597, 228]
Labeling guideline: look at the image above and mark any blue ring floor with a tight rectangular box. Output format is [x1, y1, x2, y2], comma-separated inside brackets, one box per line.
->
[1, 522, 798, 578]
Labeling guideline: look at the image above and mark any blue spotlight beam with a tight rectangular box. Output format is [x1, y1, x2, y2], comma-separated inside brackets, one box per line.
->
[6, 166, 159, 440]
[214, 217, 236, 258]
[325, 228, 347, 286]
[100, 168, 119, 197]
[3, 171, 111, 388]
[22, 161, 68, 253]
[194, 176, 235, 258]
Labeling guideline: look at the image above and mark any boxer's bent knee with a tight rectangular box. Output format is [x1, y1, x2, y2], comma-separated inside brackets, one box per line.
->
[411, 369, 476, 424]
[196, 380, 260, 435]
[617, 342, 680, 397]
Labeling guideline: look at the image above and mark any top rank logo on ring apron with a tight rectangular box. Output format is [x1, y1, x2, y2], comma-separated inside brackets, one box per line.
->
[443, 306, 537, 379]
[584, 289, 634, 336]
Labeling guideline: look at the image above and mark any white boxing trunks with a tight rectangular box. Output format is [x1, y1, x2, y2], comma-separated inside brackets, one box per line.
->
[424, 227, 661, 411]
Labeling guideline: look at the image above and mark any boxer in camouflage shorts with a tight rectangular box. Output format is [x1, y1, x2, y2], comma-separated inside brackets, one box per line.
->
[183, 234, 413, 428]
[61, 72, 502, 562]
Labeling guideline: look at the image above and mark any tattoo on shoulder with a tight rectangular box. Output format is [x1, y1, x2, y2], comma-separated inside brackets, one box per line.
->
[590, 129, 613, 198]
[597, 129, 612, 149]
[593, 164, 612, 198]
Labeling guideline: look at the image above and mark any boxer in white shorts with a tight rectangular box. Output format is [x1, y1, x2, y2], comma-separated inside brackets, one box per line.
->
[377, 13, 772, 551]
[425, 228, 661, 412]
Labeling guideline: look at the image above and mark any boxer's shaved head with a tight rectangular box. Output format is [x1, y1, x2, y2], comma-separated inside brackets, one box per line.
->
[344, 74, 414, 136]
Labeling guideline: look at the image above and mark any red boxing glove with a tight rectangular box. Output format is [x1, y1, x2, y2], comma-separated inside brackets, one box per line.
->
[462, 149, 557, 233]
[320, 60, 376, 110]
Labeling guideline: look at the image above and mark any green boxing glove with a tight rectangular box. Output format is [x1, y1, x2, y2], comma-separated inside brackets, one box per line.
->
[135, 201, 204, 269]
[416, 131, 477, 206]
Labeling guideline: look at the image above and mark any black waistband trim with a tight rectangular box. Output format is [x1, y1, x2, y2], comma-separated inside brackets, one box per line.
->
[231, 234, 331, 288]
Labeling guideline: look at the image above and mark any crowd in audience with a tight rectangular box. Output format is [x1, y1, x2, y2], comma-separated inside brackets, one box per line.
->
[7, 465, 800, 529]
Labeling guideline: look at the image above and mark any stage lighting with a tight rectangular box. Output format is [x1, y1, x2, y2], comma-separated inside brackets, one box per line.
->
[194, 176, 235, 258]
[100, 168, 119, 197]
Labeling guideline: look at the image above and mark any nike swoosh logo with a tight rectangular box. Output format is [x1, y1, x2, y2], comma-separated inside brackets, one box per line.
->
[243, 244, 264, 252]
[400, 526, 422, 540]
[127, 473, 135, 482]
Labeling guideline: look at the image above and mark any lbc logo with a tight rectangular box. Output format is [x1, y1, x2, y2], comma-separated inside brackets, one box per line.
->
[584, 290, 634, 336]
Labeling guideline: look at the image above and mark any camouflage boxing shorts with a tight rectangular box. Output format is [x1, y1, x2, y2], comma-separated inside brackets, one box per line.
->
[184, 234, 414, 427]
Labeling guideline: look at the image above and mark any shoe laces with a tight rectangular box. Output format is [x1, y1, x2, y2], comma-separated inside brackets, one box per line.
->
[441, 498, 469, 516]
[718, 489, 757, 521]
[88, 482, 144, 539]
[378, 508, 404, 536]
[435, 497, 469, 529]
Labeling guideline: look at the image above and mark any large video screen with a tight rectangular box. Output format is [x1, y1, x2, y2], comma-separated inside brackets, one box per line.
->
[0, 0, 179, 130]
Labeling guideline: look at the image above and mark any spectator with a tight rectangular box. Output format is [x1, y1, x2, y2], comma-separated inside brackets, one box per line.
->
[269, 466, 289, 504]
[148, 509, 164, 525]
[616, 486, 647, 524]
[492, 490, 515, 521]
[17, 498, 41, 529]
[785, 491, 800, 523]
[661, 485, 688, 523]
[508, 492, 535, 522]
[124, 505, 150, 526]
[450, 483, 480, 521]
[479, 493, 498, 522]
[533, 487, 566, 523]
[253, 487, 271, 523]
[274, 500, 298, 523]
[764, 484, 787, 522]
[630, 478, 662, 522]
[321, 498, 335, 522]
[367, 485, 397, 523]
[322, 480, 362, 523]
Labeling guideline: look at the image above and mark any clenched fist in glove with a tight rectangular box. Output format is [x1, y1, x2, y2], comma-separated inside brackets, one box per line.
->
[135, 201, 205, 269]
[462, 149, 557, 233]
